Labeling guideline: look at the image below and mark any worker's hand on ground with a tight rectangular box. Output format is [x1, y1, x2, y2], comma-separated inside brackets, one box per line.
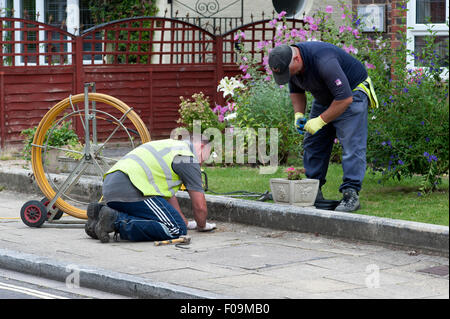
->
[304, 116, 327, 135]
[187, 220, 197, 230]
[295, 112, 307, 135]
[197, 222, 217, 232]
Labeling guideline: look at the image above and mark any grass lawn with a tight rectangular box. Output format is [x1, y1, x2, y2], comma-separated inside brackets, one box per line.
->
[202, 164, 449, 226]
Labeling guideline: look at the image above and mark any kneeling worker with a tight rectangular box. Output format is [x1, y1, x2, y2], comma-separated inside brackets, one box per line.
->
[85, 135, 216, 243]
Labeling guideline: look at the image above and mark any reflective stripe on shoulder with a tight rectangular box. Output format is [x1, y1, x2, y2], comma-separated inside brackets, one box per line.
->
[122, 154, 164, 196]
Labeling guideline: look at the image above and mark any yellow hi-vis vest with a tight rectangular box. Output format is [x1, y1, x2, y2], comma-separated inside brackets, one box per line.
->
[353, 76, 379, 108]
[104, 139, 197, 197]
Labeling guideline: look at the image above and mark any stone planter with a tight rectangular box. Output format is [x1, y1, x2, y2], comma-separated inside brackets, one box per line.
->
[270, 178, 320, 207]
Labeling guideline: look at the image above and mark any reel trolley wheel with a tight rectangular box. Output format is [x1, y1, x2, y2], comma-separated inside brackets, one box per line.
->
[20, 200, 48, 228]
[22, 83, 150, 227]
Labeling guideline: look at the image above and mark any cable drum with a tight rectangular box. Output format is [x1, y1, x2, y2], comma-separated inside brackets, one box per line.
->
[31, 93, 151, 220]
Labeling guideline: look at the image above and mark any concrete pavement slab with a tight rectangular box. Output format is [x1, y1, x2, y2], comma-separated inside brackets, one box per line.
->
[0, 189, 448, 299]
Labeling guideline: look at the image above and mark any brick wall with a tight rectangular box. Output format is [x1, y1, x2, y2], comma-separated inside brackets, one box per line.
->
[352, 0, 407, 49]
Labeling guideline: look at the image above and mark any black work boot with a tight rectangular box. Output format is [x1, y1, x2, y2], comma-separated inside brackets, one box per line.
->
[95, 206, 119, 243]
[335, 188, 360, 212]
[85, 202, 104, 239]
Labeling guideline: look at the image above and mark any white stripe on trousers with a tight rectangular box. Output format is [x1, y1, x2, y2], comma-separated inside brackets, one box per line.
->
[144, 198, 178, 234]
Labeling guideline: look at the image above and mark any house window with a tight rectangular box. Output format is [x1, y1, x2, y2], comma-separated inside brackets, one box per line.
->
[45, 0, 66, 27]
[415, 0, 446, 23]
[1, 0, 14, 16]
[407, 0, 449, 75]
[79, 0, 94, 32]
[21, 0, 38, 63]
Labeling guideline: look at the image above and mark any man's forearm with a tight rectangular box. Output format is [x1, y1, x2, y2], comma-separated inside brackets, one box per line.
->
[167, 196, 188, 226]
[320, 96, 353, 123]
[290, 93, 307, 114]
[188, 190, 208, 229]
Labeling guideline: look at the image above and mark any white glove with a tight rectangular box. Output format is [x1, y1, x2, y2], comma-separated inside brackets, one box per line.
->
[187, 220, 197, 230]
[197, 222, 217, 232]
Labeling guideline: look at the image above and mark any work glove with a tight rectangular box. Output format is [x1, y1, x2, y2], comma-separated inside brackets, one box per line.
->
[295, 112, 307, 135]
[197, 222, 217, 232]
[187, 220, 217, 232]
[187, 220, 197, 230]
[304, 116, 327, 135]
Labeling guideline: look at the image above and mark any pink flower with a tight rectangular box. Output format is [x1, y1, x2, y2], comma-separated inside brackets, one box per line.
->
[341, 13, 346, 20]
[310, 24, 318, 31]
[264, 76, 271, 81]
[257, 41, 266, 50]
[269, 19, 278, 27]
[365, 62, 376, 69]
[218, 114, 224, 122]
[278, 11, 287, 19]
[290, 29, 299, 38]
[352, 29, 360, 38]
[234, 31, 245, 41]
[339, 25, 346, 33]
[242, 73, 252, 80]
[325, 5, 333, 13]
[227, 102, 236, 111]
[304, 16, 315, 25]
[286, 167, 295, 172]
[239, 64, 249, 73]
[343, 44, 357, 54]
[213, 104, 221, 113]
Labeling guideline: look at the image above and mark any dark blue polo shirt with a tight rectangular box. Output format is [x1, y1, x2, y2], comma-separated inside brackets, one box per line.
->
[288, 41, 367, 106]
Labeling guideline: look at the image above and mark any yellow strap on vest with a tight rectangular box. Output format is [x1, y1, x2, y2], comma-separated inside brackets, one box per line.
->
[353, 76, 379, 108]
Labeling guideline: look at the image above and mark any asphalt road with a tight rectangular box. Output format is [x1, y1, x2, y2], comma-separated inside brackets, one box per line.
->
[0, 268, 129, 299]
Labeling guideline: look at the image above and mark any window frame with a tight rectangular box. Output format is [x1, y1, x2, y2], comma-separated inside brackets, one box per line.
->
[406, 0, 449, 78]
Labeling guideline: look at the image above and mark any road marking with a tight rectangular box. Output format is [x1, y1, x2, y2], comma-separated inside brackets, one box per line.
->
[0, 282, 68, 299]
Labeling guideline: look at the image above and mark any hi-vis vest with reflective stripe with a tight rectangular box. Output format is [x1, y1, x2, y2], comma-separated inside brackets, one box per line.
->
[104, 139, 196, 198]
[353, 76, 379, 109]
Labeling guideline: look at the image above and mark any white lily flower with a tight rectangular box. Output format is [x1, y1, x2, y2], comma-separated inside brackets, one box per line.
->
[224, 112, 237, 121]
[217, 77, 244, 98]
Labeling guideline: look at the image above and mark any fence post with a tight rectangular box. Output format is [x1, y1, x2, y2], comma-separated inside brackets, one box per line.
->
[0, 71, 4, 149]
[73, 36, 85, 138]
[215, 35, 224, 107]
[74, 36, 84, 94]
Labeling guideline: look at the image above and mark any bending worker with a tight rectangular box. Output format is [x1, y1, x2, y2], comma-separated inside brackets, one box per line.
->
[85, 135, 216, 243]
[268, 42, 378, 212]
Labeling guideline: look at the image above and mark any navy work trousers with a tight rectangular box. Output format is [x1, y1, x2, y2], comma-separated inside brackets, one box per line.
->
[107, 197, 187, 242]
[303, 90, 368, 193]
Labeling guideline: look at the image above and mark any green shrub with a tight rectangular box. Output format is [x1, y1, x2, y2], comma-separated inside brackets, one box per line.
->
[367, 27, 449, 192]
[177, 92, 226, 133]
[232, 78, 301, 164]
[20, 120, 79, 161]
[235, 3, 448, 192]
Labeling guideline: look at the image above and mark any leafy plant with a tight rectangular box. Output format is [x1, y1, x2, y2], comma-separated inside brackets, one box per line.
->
[365, 7, 449, 193]
[88, 0, 159, 64]
[20, 120, 79, 161]
[177, 92, 226, 133]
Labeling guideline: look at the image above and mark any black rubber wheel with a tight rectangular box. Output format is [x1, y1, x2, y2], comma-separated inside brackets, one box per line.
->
[40, 197, 64, 220]
[20, 200, 48, 228]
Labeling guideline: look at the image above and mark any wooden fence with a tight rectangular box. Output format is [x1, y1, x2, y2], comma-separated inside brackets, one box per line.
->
[0, 16, 303, 147]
